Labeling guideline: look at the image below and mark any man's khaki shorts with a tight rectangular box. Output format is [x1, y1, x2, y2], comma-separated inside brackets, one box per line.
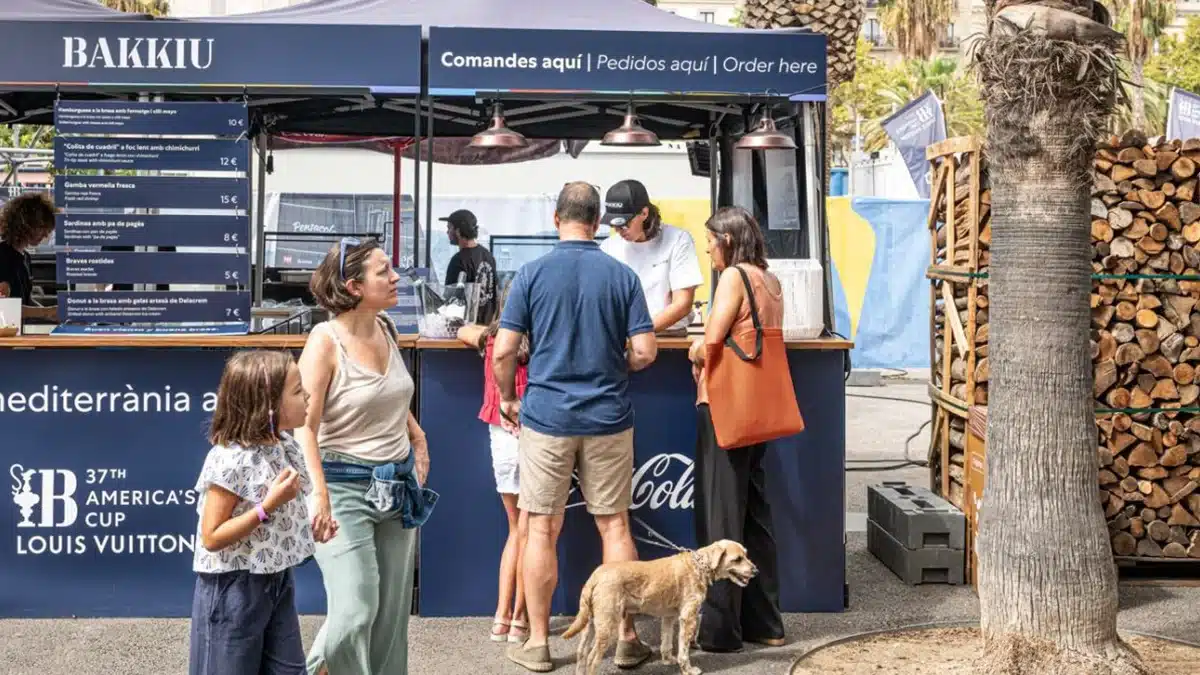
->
[517, 426, 634, 516]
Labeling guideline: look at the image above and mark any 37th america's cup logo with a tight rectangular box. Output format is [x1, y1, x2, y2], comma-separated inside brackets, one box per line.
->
[9, 464, 78, 528]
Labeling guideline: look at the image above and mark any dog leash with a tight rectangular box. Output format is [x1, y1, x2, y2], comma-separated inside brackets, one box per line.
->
[631, 515, 692, 554]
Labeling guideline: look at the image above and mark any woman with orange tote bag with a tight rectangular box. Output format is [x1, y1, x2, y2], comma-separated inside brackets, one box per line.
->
[688, 207, 804, 653]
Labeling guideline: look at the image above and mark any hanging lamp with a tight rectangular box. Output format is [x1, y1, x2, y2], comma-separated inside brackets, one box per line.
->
[601, 104, 660, 146]
[735, 115, 796, 150]
[469, 102, 528, 148]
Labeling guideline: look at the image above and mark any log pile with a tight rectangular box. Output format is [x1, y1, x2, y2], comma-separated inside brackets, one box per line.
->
[928, 137, 989, 508]
[1093, 133, 1200, 558]
[932, 163, 992, 408]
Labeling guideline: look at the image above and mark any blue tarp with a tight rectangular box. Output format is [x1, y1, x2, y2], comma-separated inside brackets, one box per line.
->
[832, 197, 931, 370]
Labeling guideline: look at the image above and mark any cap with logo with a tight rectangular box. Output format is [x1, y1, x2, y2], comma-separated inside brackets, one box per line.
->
[601, 180, 651, 228]
[439, 208, 480, 237]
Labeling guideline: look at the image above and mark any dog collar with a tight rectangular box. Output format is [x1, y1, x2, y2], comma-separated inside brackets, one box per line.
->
[690, 549, 713, 583]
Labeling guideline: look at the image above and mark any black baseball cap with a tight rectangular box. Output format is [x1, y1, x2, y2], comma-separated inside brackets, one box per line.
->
[601, 180, 651, 228]
[439, 209, 478, 237]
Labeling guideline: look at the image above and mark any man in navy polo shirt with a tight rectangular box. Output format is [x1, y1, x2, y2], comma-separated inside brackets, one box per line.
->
[494, 181, 658, 673]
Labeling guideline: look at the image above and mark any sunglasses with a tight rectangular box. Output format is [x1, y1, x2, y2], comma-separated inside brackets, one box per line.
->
[338, 236, 362, 280]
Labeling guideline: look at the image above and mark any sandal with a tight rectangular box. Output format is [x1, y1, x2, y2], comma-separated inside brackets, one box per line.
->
[490, 617, 511, 643]
[508, 618, 529, 644]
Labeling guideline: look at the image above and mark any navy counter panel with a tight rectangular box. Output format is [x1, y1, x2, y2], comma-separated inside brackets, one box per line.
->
[416, 347, 846, 617]
[0, 346, 414, 618]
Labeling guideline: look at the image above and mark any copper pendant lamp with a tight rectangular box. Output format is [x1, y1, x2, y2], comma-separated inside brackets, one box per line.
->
[469, 102, 528, 148]
[601, 104, 660, 146]
[735, 115, 797, 150]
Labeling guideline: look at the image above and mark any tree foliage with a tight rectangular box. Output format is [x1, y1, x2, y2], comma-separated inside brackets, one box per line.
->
[1104, 0, 1174, 128]
[829, 41, 984, 164]
[100, 0, 171, 15]
[1146, 16, 1200, 94]
[877, 0, 955, 61]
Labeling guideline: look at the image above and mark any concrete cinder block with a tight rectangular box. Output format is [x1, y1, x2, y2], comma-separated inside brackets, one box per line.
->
[867, 481, 965, 550]
[867, 520, 965, 586]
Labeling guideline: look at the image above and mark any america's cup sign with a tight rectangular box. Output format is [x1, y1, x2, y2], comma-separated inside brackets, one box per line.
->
[63, 37, 215, 71]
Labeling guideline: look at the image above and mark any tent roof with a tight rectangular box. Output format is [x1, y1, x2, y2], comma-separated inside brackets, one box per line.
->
[193, 0, 809, 36]
[0, 0, 152, 20]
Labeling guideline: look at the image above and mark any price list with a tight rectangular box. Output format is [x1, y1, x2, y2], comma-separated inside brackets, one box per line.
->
[52, 101, 251, 332]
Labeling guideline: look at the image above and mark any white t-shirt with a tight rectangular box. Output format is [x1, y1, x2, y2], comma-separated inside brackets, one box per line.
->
[601, 223, 704, 331]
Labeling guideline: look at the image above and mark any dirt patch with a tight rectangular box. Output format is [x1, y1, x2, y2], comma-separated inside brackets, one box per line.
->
[792, 627, 1198, 675]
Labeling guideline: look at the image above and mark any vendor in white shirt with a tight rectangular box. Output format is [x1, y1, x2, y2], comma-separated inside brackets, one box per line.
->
[599, 179, 704, 335]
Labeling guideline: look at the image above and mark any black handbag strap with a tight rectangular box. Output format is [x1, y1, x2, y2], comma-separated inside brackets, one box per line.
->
[724, 264, 764, 362]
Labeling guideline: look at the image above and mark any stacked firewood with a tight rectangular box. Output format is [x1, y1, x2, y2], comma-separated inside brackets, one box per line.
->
[930, 153, 991, 506]
[1092, 132, 1200, 558]
[932, 161, 992, 406]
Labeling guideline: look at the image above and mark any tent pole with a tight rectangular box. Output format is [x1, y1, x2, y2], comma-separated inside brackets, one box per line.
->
[253, 132, 267, 308]
[392, 141, 402, 267]
[412, 93, 421, 272]
[424, 99, 434, 271]
[708, 112, 718, 216]
[802, 101, 834, 333]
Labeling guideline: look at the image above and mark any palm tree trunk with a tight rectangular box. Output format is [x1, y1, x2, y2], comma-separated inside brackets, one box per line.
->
[1131, 59, 1146, 131]
[974, 12, 1149, 675]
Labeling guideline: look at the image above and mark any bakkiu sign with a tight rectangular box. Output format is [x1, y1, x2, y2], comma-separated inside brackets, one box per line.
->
[0, 21, 421, 92]
[62, 36, 215, 71]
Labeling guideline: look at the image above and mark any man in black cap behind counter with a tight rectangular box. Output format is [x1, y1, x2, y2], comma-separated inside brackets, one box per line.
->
[441, 208, 499, 324]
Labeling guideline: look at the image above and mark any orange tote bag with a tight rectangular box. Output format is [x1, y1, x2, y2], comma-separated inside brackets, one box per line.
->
[704, 266, 806, 449]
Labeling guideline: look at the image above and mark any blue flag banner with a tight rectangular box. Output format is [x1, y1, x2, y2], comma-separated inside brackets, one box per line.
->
[55, 176, 248, 211]
[55, 138, 249, 173]
[56, 213, 249, 248]
[54, 101, 248, 136]
[880, 91, 947, 199]
[1167, 88, 1200, 141]
[59, 291, 250, 325]
[427, 27, 827, 99]
[0, 22, 421, 93]
[57, 251, 248, 285]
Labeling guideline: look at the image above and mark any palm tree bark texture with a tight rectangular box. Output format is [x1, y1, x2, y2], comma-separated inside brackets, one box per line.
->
[974, 2, 1151, 674]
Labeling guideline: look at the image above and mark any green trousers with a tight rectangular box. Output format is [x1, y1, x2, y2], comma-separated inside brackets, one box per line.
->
[306, 479, 418, 675]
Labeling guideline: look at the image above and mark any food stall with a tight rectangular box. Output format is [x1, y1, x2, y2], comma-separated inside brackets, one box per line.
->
[0, 0, 850, 620]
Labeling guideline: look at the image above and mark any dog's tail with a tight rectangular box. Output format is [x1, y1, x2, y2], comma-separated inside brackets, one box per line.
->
[561, 577, 595, 640]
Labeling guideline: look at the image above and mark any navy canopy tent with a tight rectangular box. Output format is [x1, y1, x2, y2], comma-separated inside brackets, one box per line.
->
[193, 0, 828, 140]
[0, 0, 423, 131]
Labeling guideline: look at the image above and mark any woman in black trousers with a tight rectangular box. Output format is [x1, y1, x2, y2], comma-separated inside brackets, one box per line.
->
[687, 207, 786, 652]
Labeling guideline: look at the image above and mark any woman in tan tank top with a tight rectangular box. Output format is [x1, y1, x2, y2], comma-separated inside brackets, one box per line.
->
[687, 207, 787, 653]
[296, 238, 429, 675]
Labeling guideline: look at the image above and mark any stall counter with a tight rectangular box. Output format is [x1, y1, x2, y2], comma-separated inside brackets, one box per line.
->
[415, 336, 852, 617]
[0, 333, 849, 619]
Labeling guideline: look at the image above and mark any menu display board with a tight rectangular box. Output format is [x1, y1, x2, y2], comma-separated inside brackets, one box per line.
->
[54, 138, 249, 173]
[53, 100, 251, 334]
[58, 251, 249, 285]
[54, 175, 249, 211]
[54, 101, 251, 136]
[61, 291, 249, 324]
[56, 213, 249, 248]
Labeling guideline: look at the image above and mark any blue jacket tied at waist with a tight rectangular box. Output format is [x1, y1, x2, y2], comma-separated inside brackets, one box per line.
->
[322, 452, 438, 529]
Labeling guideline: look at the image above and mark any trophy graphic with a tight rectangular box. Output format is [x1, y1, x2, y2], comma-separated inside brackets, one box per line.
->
[9, 464, 40, 528]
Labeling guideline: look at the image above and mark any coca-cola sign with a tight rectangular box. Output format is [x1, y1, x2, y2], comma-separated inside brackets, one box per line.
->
[632, 453, 694, 511]
[564, 453, 695, 512]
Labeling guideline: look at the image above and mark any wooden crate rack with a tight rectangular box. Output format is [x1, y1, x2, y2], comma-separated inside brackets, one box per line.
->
[926, 136, 990, 506]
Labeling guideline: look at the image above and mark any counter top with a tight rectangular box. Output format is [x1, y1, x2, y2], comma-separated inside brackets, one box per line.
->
[0, 334, 851, 351]
[0, 335, 416, 349]
[415, 337, 853, 351]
